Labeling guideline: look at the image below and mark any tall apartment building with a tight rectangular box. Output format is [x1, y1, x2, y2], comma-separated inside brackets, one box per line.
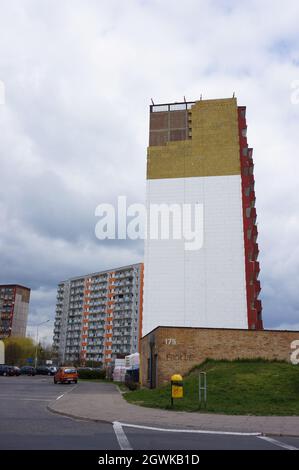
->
[0, 285, 31, 339]
[53, 263, 143, 365]
[143, 97, 262, 336]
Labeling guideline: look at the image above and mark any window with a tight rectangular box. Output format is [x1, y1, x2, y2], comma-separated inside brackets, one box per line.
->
[169, 103, 186, 111]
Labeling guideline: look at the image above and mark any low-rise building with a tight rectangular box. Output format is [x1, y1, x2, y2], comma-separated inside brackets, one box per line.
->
[140, 326, 299, 388]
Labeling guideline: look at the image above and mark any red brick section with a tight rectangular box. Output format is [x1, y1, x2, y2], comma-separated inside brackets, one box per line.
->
[138, 264, 144, 353]
[238, 107, 263, 330]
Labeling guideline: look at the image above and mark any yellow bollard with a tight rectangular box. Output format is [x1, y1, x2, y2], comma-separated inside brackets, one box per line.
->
[171, 374, 183, 407]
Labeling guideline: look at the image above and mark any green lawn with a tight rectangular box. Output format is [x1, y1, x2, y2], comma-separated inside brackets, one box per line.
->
[123, 359, 299, 415]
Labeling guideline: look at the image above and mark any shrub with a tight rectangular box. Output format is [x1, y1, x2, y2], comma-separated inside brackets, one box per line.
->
[127, 381, 139, 391]
[125, 373, 139, 391]
[78, 369, 106, 380]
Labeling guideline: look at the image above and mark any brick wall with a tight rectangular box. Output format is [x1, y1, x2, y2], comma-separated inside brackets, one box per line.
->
[140, 327, 299, 387]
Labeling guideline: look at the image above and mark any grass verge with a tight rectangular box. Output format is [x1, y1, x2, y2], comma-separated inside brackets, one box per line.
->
[123, 359, 299, 415]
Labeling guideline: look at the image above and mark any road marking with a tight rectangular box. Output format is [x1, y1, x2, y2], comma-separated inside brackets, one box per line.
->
[0, 395, 57, 400]
[258, 436, 298, 451]
[20, 398, 52, 402]
[55, 384, 78, 401]
[113, 421, 133, 450]
[118, 422, 261, 437]
[0, 397, 51, 401]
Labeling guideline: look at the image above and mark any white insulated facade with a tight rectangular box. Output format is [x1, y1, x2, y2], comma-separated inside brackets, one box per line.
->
[143, 175, 248, 336]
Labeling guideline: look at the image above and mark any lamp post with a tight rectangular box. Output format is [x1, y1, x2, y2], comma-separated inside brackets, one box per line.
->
[34, 319, 50, 369]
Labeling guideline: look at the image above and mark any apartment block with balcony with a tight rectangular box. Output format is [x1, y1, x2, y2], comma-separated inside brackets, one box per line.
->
[143, 97, 262, 336]
[0, 284, 31, 339]
[53, 263, 144, 366]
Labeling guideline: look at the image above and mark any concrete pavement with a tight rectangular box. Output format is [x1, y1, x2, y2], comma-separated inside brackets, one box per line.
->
[48, 380, 299, 437]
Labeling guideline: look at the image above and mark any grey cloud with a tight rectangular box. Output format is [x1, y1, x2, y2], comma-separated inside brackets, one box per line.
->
[1, 0, 299, 343]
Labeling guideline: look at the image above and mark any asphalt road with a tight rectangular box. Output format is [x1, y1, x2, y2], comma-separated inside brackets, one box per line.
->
[0, 376, 298, 451]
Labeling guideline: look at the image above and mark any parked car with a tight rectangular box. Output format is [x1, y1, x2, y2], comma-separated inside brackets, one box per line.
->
[20, 366, 36, 376]
[54, 367, 78, 384]
[12, 366, 21, 376]
[0, 365, 16, 376]
[36, 366, 57, 376]
[36, 366, 52, 376]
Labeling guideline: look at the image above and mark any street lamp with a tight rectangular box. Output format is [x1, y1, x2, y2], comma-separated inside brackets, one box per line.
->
[34, 319, 50, 369]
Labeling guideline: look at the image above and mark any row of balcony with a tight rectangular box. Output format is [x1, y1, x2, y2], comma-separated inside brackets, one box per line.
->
[114, 304, 134, 312]
[238, 108, 263, 330]
[113, 331, 133, 337]
[114, 272, 134, 279]
[88, 325, 105, 331]
[113, 311, 137, 319]
[89, 311, 106, 317]
[113, 322, 132, 328]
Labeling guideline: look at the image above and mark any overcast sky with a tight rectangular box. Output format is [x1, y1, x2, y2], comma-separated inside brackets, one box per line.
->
[0, 0, 298, 344]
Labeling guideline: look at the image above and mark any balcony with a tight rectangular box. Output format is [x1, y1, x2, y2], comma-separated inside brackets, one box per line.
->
[253, 243, 259, 260]
[242, 174, 254, 188]
[248, 260, 260, 279]
[254, 279, 261, 295]
[251, 225, 258, 242]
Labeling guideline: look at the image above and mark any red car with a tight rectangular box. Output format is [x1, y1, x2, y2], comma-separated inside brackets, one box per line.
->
[54, 367, 78, 384]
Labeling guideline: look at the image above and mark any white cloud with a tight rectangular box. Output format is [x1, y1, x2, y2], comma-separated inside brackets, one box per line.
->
[0, 0, 299, 342]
